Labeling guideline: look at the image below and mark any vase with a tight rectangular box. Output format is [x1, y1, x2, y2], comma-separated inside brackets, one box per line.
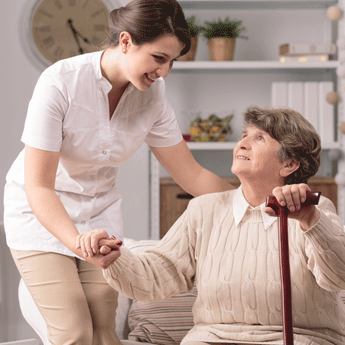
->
[208, 37, 236, 61]
[177, 37, 198, 61]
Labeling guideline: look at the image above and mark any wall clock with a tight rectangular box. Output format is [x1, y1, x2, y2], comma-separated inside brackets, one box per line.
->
[21, 0, 119, 69]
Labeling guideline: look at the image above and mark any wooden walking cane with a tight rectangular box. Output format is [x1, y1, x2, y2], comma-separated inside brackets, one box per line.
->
[265, 191, 321, 345]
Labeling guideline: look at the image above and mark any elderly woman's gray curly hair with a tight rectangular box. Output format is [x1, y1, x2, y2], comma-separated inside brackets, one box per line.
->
[243, 106, 321, 185]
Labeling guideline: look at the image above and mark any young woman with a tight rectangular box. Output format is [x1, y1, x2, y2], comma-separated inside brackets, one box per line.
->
[3, 0, 231, 344]
[81, 107, 345, 345]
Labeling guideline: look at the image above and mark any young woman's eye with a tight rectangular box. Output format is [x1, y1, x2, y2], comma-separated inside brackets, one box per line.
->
[153, 55, 164, 62]
[257, 136, 264, 141]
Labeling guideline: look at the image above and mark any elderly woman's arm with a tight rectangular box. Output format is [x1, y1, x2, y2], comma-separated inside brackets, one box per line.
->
[105, 213, 197, 301]
[303, 196, 345, 291]
[78, 207, 197, 302]
[265, 183, 345, 290]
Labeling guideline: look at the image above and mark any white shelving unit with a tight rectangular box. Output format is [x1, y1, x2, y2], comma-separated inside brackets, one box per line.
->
[149, 0, 345, 239]
[173, 60, 339, 70]
[178, 0, 338, 9]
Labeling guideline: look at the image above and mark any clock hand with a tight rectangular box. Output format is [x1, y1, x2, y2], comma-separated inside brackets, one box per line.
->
[67, 19, 84, 54]
[67, 19, 91, 45]
[76, 31, 91, 45]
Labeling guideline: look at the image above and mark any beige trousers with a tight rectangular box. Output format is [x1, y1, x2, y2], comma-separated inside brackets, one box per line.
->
[11, 249, 121, 345]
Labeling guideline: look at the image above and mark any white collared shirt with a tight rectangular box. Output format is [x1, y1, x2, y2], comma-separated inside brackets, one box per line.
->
[233, 185, 277, 230]
[4, 51, 182, 256]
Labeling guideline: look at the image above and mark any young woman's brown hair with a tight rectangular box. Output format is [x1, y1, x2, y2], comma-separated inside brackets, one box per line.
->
[107, 0, 191, 56]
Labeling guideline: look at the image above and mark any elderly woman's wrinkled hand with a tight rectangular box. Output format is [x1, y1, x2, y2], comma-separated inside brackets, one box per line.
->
[264, 183, 320, 231]
[76, 229, 122, 269]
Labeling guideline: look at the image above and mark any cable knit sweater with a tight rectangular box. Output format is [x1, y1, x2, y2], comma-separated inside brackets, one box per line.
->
[104, 189, 345, 345]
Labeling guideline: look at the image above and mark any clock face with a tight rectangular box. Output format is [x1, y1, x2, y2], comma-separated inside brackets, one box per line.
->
[30, 0, 111, 65]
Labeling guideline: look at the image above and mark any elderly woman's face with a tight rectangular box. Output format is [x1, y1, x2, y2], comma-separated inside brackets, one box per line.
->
[231, 125, 285, 183]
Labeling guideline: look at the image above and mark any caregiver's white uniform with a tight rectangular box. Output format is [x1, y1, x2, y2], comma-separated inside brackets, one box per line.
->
[4, 50, 182, 257]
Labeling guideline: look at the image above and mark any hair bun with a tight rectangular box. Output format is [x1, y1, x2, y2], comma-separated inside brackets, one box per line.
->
[109, 7, 125, 23]
[105, 0, 190, 53]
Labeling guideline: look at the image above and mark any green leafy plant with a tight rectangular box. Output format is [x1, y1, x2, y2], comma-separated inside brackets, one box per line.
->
[202, 17, 248, 39]
[186, 16, 203, 38]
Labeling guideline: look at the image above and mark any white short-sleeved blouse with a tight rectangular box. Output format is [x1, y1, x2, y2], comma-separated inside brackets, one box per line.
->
[4, 50, 182, 257]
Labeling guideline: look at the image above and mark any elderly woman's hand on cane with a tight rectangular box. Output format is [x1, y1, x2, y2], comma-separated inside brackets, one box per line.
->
[264, 183, 321, 231]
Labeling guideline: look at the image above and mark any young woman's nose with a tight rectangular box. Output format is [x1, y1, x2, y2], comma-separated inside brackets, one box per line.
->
[157, 62, 172, 79]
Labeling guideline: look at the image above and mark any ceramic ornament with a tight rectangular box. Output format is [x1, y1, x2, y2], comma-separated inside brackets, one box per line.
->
[326, 91, 340, 105]
[327, 6, 343, 21]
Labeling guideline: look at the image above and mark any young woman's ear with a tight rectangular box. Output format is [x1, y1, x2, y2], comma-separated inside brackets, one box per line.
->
[280, 159, 300, 178]
[119, 31, 133, 53]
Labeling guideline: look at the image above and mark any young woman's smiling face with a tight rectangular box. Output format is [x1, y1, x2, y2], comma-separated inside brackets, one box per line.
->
[121, 34, 184, 91]
[231, 125, 285, 184]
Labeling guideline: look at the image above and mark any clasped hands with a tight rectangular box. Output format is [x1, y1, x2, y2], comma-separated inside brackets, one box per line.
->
[76, 230, 122, 269]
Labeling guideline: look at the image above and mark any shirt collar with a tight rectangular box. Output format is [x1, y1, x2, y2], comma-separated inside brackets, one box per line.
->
[94, 50, 135, 96]
[233, 185, 277, 230]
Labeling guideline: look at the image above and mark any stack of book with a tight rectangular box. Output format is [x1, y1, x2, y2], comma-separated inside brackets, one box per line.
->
[279, 43, 336, 62]
[271, 81, 335, 145]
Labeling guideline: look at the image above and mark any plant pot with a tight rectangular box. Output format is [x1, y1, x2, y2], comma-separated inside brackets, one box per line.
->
[208, 37, 236, 61]
[177, 37, 198, 61]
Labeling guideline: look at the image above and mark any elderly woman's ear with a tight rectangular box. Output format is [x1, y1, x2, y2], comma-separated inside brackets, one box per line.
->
[280, 159, 300, 179]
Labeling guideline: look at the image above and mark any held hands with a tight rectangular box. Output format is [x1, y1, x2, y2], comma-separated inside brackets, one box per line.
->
[76, 229, 122, 269]
[263, 183, 320, 231]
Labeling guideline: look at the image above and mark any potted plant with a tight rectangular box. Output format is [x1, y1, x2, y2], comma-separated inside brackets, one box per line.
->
[177, 16, 203, 61]
[202, 17, 247, 61]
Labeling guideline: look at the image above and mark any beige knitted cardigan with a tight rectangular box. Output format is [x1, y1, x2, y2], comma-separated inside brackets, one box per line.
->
[104, 189, 345, 345]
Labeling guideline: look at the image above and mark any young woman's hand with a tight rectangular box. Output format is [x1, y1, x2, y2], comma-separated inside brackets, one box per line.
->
[263, 183, 320, 231]
[76, 229, 122, 268]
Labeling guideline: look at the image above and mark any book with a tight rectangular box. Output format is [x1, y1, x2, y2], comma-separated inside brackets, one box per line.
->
[279, 43, 336, 56]
[279, 54, 329, 63]
[288, 82, 304, 115]
[304, 82, 319, 133]
[319, 82, 335, 144]
[271, 82, 288, 108]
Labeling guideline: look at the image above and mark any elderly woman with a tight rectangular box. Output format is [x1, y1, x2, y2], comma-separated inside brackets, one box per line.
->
[77, 107, 345, 345]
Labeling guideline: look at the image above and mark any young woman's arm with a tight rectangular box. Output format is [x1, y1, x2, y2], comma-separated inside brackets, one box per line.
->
[24, 145, 119, 268]
[150, 140, 233, 197]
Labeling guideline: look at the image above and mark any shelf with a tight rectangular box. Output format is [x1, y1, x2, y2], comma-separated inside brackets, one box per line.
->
[179, 0, 337, 10]
[186, 141, 341, 150]
[172, 60, 339, 72]
[187, 142, 237, 150]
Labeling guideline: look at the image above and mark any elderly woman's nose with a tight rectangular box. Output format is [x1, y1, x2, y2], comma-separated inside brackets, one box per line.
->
[238, 136, 251, 148]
